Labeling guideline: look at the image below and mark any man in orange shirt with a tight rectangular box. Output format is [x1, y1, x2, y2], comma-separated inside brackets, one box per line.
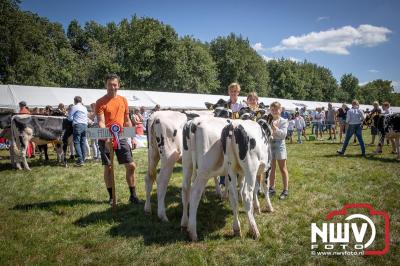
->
[18, 101, 30, 114]
[96, 74, 139, 205]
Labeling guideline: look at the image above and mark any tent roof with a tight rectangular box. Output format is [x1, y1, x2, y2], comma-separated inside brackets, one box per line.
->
[1, 84, 399, 113]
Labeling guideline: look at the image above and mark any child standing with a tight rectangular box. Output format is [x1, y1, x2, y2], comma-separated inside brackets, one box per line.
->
[294, 112, 306, 143]
[287, 114, 295, 144]
[268, 101, 290, 200]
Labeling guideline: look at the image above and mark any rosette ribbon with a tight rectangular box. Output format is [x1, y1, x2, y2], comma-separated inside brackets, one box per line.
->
[109, 124, 122, 150]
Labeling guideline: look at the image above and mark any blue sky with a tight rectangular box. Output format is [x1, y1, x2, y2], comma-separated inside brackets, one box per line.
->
[21, 0, 400, 92]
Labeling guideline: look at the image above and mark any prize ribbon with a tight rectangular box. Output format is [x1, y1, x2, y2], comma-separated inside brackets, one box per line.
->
[109, 124, 122, 150]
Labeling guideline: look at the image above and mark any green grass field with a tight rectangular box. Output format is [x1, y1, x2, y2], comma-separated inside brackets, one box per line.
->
[0, 132, 399, 265]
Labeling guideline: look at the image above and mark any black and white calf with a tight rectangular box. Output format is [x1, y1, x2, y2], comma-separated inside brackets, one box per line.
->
[375, 113, 400, 159]
[187, 118, 274, 241]
[10, 115, 69, 170]
[144, 110, 216, 221]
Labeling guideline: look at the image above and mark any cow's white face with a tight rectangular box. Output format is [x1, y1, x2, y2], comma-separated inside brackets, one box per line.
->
[106, 78, 119, 97]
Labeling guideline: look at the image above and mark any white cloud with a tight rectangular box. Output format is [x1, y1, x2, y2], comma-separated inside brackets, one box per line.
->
[252, 42, 266, 51]
[261, 55, 301, 63]
[359, 81, 369, 86]
[316, 16, 329, 22]
[288, 57, 301, 62]
[262, 55, 274, 61]
[270, 24, 391, 55]
[392, 81, 400, 93]
[368, 69, 379, 73]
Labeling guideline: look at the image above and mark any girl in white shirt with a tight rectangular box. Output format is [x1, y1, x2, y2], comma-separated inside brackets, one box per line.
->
[269, 101, 290, 200]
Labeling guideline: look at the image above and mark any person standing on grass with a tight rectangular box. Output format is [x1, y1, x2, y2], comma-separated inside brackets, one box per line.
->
[337, 100, 365, 157]
[287, 114, 295, 144]
[268, 101, 290, 200]
[96, 74, 139, 205]
[337, 104, 349, 143]
[294, 112, 306, 144]
[326, 103, 337, 141]
[68, 96, 88, 166]
[368, 101, 381, 146]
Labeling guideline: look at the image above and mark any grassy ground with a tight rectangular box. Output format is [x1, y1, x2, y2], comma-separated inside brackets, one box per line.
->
[0, 131, 399, 265]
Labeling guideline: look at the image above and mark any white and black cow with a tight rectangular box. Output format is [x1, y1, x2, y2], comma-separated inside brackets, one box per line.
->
[374, 113, 400, 159]
[187, 118, 274, 241]
[11, 114, 69, 170]
[144, 110, 217, 221]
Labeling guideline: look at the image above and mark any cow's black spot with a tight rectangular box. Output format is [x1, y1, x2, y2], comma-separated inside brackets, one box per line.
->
[19, 136, 25, 149]
[228, 174, 232, 182]
[233, 125, 249, 160]
[173, 129, 177, 137]
[183, 123, 190, 151]
[155, 119, 160, 124]
[190, 123, 197, 134]
[249, 138, 256, 150]
[265, 166, 271, 184]
[221, 123, 233, 154]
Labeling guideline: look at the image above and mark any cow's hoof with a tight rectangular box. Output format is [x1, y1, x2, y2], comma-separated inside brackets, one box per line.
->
[233, 229, 242, 237]
[251, 229, 261, 240]
[188, 231, 198, 242]
[158, 212, 169, 222]
[263, 207, 274, 213]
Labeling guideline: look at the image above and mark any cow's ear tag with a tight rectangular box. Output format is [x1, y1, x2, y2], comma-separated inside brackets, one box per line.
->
[256, 112, 261, 119]
[235, 113, 239, 119]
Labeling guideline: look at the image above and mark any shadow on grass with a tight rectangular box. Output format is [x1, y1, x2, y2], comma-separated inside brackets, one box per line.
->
[0, 156, 75, 171]
[311, 142, 341, 145]
[322, 153, 398, 163]
[74, 185, 230, 245]
[11, 199, 106, 215]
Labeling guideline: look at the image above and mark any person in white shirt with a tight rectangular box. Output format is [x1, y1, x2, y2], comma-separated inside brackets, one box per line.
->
[287, 114, 295, 144]
[268, 101, 290, 200]
[294, 112, 306, 143]
[68, 96, 88, 166]
[337, 99, 365, 157]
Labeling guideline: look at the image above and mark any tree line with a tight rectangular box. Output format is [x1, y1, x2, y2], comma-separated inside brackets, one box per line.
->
[1, 0, 399, 105]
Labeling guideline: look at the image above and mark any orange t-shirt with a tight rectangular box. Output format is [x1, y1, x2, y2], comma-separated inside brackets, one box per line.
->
[95, 95, 129, 127]
[19, 107, 30, 114]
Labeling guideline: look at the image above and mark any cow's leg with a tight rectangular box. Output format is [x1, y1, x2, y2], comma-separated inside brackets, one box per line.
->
[238, 174, 245, 203]
[181, 151, 193, 229]
[156, 152, 179, 222]
[395, 136, 400, 160]
[253, 174, 261, 215]
[213, 176, 223, 199]
[262, 169, 274, 212]
[243, 168, 260, 239]
[9, 140, 16, 168]
[188, 173, 209, 241]
[20, 136, 30, 170]
[227, 170, 241, 237]
[144, 148, 160, 214]
[11, 140, 21, 170]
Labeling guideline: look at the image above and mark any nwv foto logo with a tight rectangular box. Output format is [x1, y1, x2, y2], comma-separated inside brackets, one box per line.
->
[311, 204, 390, 256]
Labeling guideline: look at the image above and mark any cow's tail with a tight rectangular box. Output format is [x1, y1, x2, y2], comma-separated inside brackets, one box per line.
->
[189, 121, 198, 172]
[221, 121, 236, 174]
[10, 117, 21, 169]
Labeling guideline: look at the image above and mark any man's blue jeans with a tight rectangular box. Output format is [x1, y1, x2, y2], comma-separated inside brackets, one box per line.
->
[73, 123, 87, 163]
[340, 124, 365, 155]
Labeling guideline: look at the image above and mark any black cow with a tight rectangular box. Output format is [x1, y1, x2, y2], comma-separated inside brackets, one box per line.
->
[11, 114, 70, 170]
[374, 113, 400, 159]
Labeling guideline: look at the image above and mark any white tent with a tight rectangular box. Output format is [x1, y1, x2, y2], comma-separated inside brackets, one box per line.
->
[1, 84, 399, 113]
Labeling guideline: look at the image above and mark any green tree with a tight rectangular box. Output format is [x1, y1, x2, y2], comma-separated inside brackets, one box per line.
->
[209, 33, 270, 95]
[340, 73, 359, 101]
[175, 36, 219, 93]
